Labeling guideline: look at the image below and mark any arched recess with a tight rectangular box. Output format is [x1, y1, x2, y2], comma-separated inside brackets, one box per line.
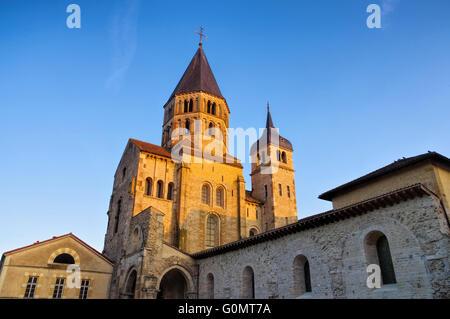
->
[215, 186, 225, 208]
[242, 266, 255, 299]
[123, 268, 137, 299]
[364, 230, 397, 285]
[145, 177, 153, 196]
[205, 213, 220, 249]
[156, 265, 195, 299]
[48, 248, 80, 265]
[341, 218, 432, 298]
[206, 273, 214, 299]
[201, 183, 212, 205]
[129, 226, 142, 253]
[293, 254, 312, 296]
[249, 227, 259, 237]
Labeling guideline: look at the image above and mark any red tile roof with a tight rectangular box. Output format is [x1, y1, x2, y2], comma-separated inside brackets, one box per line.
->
[192, 184, 439, 259]
[319, 152, 450, 201]
[130, 138, 243, 168]
[129, 139, 172, 158]
[2, 233, 113, 264]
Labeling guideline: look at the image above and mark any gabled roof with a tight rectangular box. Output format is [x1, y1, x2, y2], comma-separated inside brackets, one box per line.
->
[319, 152, 450, 201]
[129, 138, 172, 159]
[168, 45, 224, 101]
[192, 183, 439, 259]
[2, 233, 113, 264]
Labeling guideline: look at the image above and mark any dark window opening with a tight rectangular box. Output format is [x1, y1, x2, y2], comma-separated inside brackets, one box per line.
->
[54, 253, 75, 264]
[157, 180, 164, 198]
[167, 183, 174, 200]
[377, 235, 397, 285]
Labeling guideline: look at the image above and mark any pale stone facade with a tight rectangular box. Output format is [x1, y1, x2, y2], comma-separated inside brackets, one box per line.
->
[0, 234, 113, 299]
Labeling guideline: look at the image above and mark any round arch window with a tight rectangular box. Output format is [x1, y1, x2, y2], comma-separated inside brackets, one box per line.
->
[53, 253, 75, 264]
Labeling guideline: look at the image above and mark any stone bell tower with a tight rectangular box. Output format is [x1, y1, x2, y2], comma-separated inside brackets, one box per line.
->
[250, 105, 298, 230]
[160, 43, 230, 157]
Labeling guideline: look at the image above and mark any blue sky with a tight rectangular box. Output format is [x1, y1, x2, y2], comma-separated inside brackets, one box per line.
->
[1, 0, 449, 254]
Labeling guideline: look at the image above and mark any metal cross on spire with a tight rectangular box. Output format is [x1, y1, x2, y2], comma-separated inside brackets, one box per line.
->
[195, 26, 207, 46]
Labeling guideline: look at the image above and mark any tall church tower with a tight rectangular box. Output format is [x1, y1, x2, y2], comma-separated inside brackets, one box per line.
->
[161, 43, 230, 155]
[250, 105, 298, 229]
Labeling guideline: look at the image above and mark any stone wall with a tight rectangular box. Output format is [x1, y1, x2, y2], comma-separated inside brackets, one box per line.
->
[196, 195, 450, 299]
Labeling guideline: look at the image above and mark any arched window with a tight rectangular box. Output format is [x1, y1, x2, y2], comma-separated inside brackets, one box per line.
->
[166, 183, 174, 200]
[211, 102, 216, 115]
[157, 180, 164, 199]
[287, 186, 291, 198]
[145, 178, 153, 196]
[122, 167, 127, 180]
[216, 187, 225, 208]
[130, 227, 141, 253]
[205, 214, 219, 248]
[365, 231, 397, 285]
[202, 184, 211, 205]
[249, 228, 258, 237]
[281, 151, 287, 163]
[184, 100, 188, 113]
[189, 99, 193, 112]
[208, 122, 214, 137]
[206, 273, 214, 299]
[276, 150, 281, 161]
[185, 119, 190, 133]
[293, 255, 312, 296]
[124, 269, 137, 299]
[242, 266, 255, 299]
[114, 199, 121, 234]
[207, 101, 211, 113]
[54, 253, 75, 264]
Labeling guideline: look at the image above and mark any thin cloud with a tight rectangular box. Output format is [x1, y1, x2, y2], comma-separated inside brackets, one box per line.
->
[382, 0, 400, 15]
[105, 0, 141, 92]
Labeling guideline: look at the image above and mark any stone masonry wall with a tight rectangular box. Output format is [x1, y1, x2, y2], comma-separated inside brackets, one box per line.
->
[197, 195, 450, 299]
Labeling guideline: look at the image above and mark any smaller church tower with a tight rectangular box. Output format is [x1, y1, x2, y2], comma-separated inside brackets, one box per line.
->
[250, 105, 298, 230]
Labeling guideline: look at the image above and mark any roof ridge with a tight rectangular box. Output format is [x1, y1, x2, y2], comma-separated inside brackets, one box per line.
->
[192, 183, 432, 259]
[2, 233, 113, 264]
[319, 152, 450, 201]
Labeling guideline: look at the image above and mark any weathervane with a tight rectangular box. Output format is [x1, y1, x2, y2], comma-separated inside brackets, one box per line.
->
[195, 26, 207, 45]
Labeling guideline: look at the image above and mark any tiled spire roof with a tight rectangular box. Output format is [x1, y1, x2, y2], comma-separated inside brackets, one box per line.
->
[169, 45, 223, 101]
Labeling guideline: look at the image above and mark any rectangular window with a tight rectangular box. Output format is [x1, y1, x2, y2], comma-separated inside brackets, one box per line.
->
[24, 276, 38, 298]
[52, 278, 65, 299]
[264, 185, 268, 198]
[79, 279, 90, 299]
[287, 186, 291, 198]
[279, 184, 282, 196]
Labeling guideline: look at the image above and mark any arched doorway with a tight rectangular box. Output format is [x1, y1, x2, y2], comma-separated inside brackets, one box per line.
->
[124, 269, 137, 299]
[157, 269, 188, 299]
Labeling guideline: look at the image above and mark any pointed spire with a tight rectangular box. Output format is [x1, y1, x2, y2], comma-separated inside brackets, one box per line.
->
[266, 102, 275, 128]
[168, 46, 223, 101]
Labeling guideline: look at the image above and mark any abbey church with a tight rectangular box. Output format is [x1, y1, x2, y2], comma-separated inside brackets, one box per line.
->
[1, 42, 449, 299]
